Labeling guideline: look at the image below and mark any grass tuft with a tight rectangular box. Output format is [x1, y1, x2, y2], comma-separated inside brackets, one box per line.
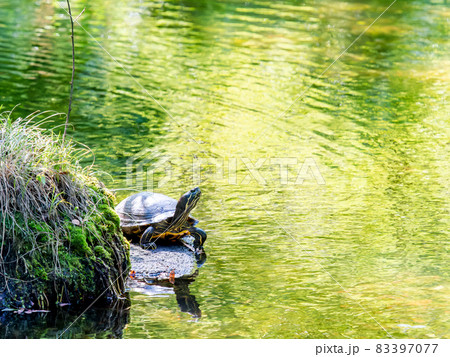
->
[0, 108, 130, 309]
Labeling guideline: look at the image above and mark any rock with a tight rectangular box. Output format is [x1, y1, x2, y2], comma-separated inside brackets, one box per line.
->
[129, 244, 204, 281]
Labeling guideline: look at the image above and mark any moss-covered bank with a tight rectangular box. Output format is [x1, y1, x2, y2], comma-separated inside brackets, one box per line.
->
[0, 110, 130, 309]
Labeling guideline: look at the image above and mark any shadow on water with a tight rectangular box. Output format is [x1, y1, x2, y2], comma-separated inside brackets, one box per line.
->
[0, 299, 131, 339]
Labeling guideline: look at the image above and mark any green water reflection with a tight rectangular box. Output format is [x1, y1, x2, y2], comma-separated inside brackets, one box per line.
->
[0, 0, 448, 338]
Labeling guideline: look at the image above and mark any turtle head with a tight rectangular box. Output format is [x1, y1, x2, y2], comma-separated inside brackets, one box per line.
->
[171, 187, 201, 229]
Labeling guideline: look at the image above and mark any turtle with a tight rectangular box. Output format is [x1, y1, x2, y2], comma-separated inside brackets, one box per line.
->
[115, 187, 207, 250]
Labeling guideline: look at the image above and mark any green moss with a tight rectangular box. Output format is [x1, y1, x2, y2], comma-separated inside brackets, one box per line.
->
[87, 179, 115, 206]
[56, 247, 96, 296]
[27, 220, 51, 243]
[28, 220, 50, 233]
[85, 221, 101, 243]
[98, 204, 121, 230]
[68, 225, 92, 256]
[33, 266, 49, 281]
[94, 246, 112, 261]
[58, 249, 83, 271]
[29, 256, 49, 281]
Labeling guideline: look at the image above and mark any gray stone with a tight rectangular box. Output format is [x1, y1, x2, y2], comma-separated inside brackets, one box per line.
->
[129, 244, 199, 281]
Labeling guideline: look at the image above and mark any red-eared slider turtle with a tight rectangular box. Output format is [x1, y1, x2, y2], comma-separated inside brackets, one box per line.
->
[115, 187, 207, 250]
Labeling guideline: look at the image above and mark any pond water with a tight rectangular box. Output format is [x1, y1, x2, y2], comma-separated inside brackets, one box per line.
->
[0, 0, 448, 338]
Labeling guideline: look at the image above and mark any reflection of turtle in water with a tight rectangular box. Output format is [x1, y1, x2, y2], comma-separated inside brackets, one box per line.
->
[169, 278, 202, 319]
[115, 187, 207, 250]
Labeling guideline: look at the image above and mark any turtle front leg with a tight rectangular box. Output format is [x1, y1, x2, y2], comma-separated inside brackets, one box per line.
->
[188, 227, 207, 249]
[140, 226, 157, 250]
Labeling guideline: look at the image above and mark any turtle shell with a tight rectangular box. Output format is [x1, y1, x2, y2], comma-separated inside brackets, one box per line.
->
[115, 191, 197, 229]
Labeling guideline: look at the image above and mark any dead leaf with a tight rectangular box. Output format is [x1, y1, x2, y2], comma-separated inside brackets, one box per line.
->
[169, 269, 175, 284]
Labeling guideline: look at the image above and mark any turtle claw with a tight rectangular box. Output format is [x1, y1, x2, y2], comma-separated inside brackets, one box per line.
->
[142, 242, 157, 250]
[179, 239, 196, 252]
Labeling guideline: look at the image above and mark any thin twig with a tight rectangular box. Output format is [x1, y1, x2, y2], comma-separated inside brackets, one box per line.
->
[63, 0, 75, 141]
